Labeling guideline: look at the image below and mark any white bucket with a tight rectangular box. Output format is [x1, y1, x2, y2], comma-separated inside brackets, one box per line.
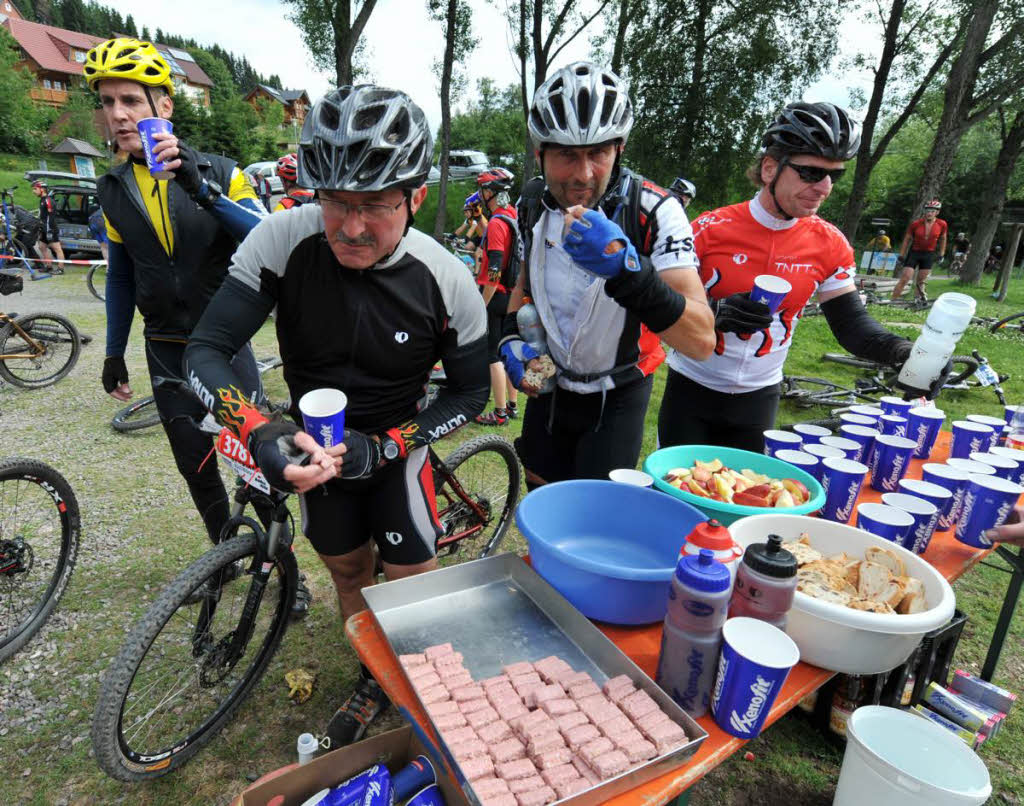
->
[834, 706, 991, 806]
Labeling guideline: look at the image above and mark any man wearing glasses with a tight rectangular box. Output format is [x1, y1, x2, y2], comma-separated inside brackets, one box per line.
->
[658, 102, 948, 452]
[185, 86, 489, 747]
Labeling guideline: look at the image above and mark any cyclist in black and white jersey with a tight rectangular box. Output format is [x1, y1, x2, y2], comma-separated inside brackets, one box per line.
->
[185, 86, 489, 747]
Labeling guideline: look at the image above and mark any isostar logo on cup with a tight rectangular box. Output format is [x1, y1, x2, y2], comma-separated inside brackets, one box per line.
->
[729, 675, 776, 735]
[835, 482, 860, 522]
[319, 424, 335, 448]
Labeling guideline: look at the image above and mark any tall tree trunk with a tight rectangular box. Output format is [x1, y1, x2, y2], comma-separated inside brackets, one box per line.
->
[962, 109, 1024, 285]
[676, 0, 710, 174]
[433, 0, 459, 240]
[332, 0, 378, 87]
[519, 0, 534, 179]
[995, 224, 1024, 301]
[610, 0, 633, 75]
[912, 0, 998, 216]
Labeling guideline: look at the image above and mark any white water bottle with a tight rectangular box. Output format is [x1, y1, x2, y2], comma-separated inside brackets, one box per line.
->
[897, 292, 976, 393]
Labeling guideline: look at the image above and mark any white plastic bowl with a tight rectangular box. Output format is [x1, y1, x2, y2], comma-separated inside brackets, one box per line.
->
[728, 514, 956, 674]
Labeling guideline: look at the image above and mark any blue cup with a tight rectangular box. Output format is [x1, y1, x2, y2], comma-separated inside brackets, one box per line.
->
[711, 617, 800, 739]
[839, 413, 876, 428]
[839, 424, 879, 465]
[773, 449, 819, 477]
[955, 474, 1024, 548]
[856, 502, 915, 545]
[405, 785, 446, 806]
[969, 451, 1019, 481]
[897, 478, 953, 536]
[820, 456, 869, 523]
[881, 492, 940, 554]
[792, 423, 832, 444]
[849, 405, 884, 422]
[950, 420, 995, 459]
[879, 395, 914, 418]
[136, 117, 174, 179]
[869, 434, 917, 492]
[906, 406, 946, 459]
[990, 446, 1024, 485]
[763, 429, 802, 457]
[966, 414, 1008, 450]
[803, 444, 845, 481]
[749, 274, 791, 313]
[1004, 405, 1020, 426]
[921, 462, 970, 531]
[821, 436, 862, 461]
[879, 415, 908, 438]
[298, 388, 348, 449]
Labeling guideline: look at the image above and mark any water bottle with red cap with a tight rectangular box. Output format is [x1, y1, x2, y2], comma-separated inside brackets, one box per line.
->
[680, 518, 743, 580]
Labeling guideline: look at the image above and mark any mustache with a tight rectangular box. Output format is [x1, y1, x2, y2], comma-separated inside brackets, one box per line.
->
[330, 232, 376, 247]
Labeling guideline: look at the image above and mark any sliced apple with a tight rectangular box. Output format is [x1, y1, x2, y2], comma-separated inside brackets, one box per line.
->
[714, 474, 734, 502]
[774, 488, 797, 508]
[692, 466, 712, 483]
[687, 479, 712, 497]
[734, 490, 770, 507]
[782, 478, 809, 505]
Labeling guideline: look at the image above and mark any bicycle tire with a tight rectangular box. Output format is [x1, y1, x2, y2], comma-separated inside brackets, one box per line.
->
[111, 396, 161, 433]
[435, 434, 521, 560]
[0, 458, 80, 662]
[822, 352, 978, 387]
[0, 237, 31, 272]
[821, 353, 880, 371]
[92, 533, 296, 781]
[945, 355, 981, 385]
[86, 264, 106, 301]
[0, 312, 81, 388]
[990, 311, 1024, 335]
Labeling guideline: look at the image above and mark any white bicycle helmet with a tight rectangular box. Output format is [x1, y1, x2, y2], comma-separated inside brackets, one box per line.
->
[670, 177, 696, 199]
[298, 85, 433, 192]
[528, 62, 633, 151]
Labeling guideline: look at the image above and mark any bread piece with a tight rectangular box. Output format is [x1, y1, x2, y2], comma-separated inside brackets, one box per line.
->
[865, 546, 906, 578]
[898, 590, 927, 614]
[857, 561, 892, 601]
[798, 581, 853, 607]
[848, 599, 896, 614]
[782, 541, 822, 566]
[875, 578, 907, 608]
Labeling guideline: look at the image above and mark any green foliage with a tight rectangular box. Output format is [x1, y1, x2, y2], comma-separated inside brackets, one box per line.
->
[447, 80, 527, 171]
[0, 27, 44, 153]
[50, 88, 104, 150]
[414, 177, 477, 236]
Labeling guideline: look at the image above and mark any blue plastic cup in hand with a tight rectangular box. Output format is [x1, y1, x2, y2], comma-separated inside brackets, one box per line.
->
[820, 435, 862, 461]
[856, 503, 915, 545]
[950, 420, 995, 459]
[921, 462, 970, 531]
[803, 444, 845, 481]
[762, 429, 802, 457]
[711, 617, 799, 740]
[819, 456, 869, 523]
[792, 423, 832, 444]
[879, 395, 914, 418]
[906, 406, 945, 459]
[298, 388, 347, 449]
[136, 117, 174, 179]
[969, 451, 1019, 481]
[897, 478, 953, 537]
[749, 275, 792, 313]
[839, 424, 879, 465]
[955, 474, 1024, 548]
[881, 492, 940, 554]
[878, 414, 908, 438]
[868, 434, 916, 492]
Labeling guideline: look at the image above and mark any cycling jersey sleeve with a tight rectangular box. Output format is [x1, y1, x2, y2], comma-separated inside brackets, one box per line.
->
[201, 190, 266, 242]
[641, 186, 698, 272]
[103, 213, 122, 244]
[105, 239, 136, 358]
[227, 167, 258, 204]
[817, 225, 857, 295]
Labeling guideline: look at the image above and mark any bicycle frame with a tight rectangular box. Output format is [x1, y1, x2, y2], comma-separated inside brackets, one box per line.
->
[0, 312, 48, 360]
[431, 448, 491, 552]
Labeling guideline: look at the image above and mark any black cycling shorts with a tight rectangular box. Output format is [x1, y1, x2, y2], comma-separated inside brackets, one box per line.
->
[903, 250, 936, 271]
[298, 446, 442, 564]
[41, 223, 60, 244]
[485, 306, 504, 363]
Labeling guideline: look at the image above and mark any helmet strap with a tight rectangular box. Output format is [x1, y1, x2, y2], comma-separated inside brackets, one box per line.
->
[144, 86, 159, 119]
[767, 154, 795, 221]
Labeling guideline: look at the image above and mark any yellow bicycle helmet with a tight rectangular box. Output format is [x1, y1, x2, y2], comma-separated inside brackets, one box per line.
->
[84, 38, 174, 96]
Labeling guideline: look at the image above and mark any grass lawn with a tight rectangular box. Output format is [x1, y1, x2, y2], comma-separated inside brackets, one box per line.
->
[0, 269, 1022, 804]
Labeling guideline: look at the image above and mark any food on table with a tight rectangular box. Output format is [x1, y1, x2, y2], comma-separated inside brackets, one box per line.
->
[410, 648, 689, 803]
[783, 535, 929, 614]
[662, 460, 811, 507]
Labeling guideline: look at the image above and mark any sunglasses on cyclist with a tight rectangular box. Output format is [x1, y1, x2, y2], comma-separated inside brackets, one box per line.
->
[786, 162, 845, 185]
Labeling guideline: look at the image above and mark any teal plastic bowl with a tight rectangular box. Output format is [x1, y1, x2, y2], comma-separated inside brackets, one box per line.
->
[643, 445, 825, 526]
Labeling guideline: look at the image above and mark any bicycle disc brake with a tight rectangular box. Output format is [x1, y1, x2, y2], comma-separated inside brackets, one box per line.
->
[199, 630, 244, 687]
[0, 538, 33, 578]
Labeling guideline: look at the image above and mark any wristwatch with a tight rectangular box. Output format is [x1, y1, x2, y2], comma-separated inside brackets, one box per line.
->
[197, 179, 222, 209]
[380, 433, 403, 462]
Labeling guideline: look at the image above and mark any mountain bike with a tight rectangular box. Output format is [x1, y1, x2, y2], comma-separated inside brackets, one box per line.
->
[0, 308, 81, 388]
[87, 263, 106, 301]
[0, 458, 81, 662]
[91, 426, 519, 780]
[0, 188, 37, 275]
[443, 234, 477, 273]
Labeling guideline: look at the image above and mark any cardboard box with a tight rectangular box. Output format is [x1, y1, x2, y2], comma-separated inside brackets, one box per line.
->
[239, 725, 469, 806]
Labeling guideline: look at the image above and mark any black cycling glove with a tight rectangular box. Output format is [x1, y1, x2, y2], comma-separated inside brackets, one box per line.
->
[714, 292, 773, 335]
[248, 421, 307, 492]
[173, 141, 204, 199]
[339, 428, 385, 480]
[102, 356, 129, 393]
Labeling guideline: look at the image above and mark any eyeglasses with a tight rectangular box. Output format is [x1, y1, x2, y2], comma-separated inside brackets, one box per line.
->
[317, 196, 404, 222]
[786, 162, 845, 185]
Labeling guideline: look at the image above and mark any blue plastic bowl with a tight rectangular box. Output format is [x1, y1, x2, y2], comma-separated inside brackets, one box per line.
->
[515, 480, 706, 625]
[643, 444, 825, 526]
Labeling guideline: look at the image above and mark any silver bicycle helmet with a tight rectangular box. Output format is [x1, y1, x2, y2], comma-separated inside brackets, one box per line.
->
[298, 85, 433, 192]
[670, 177, 696, 199]
[528, 62, 633, 150]
[761, 102, 861, 161]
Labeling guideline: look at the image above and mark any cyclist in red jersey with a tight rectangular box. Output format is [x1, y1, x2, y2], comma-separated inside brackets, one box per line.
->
[272, 153, 314, 212]
[658, 102, 951, 453]
[892, 199, 947, 301]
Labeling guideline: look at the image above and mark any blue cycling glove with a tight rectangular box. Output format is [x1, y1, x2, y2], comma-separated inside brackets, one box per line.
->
[499, 339, 540, 390]
[563, 210, 641, 278]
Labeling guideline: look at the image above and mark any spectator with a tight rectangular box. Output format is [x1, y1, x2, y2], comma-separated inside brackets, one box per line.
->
[31, 180, 66, 273]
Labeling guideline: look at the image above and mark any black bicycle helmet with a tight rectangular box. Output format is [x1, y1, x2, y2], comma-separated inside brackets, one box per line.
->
[297, 85, 433, 192]
[761, 102, 861, 161]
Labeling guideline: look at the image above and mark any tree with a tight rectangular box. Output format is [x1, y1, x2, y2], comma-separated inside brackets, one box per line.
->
[60, 0, 87, 31]
[0, 27, 42, 152]
[51, 88, 104, 149]
[124, 13, 139, 37]
[911, 0, 1024, 218]
[962, 104, 1024, 286]
[283, 0, 378, 86]
[141, 25, 150, 41]
[449, 81, 528, 172]
[430, 0, 477, 239]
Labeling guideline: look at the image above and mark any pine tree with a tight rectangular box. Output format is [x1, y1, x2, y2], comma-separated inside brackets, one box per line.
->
[124, 13, 138, 36]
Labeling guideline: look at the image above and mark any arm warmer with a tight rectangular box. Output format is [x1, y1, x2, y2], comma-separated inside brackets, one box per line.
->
[183, 276, 274, 443]
[198, 189, 266, 242]
[104, 239, 136, 357]
[820, 290, 911, 366]
[603, 259, 687, 334]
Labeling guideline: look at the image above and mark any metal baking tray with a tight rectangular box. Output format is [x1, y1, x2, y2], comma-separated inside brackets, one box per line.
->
[363, 553, 708, 805]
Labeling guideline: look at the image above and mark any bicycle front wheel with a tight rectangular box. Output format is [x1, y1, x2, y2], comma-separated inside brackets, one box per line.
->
[990, 311, 1024, 336]
[86, 264, 107, 301]
[0, 312, 81, 388]
[91, 533, 297, 781]
[111, 396, 161, 433]
[0, 237, 31, 272]
[435, 435, 521, 560]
